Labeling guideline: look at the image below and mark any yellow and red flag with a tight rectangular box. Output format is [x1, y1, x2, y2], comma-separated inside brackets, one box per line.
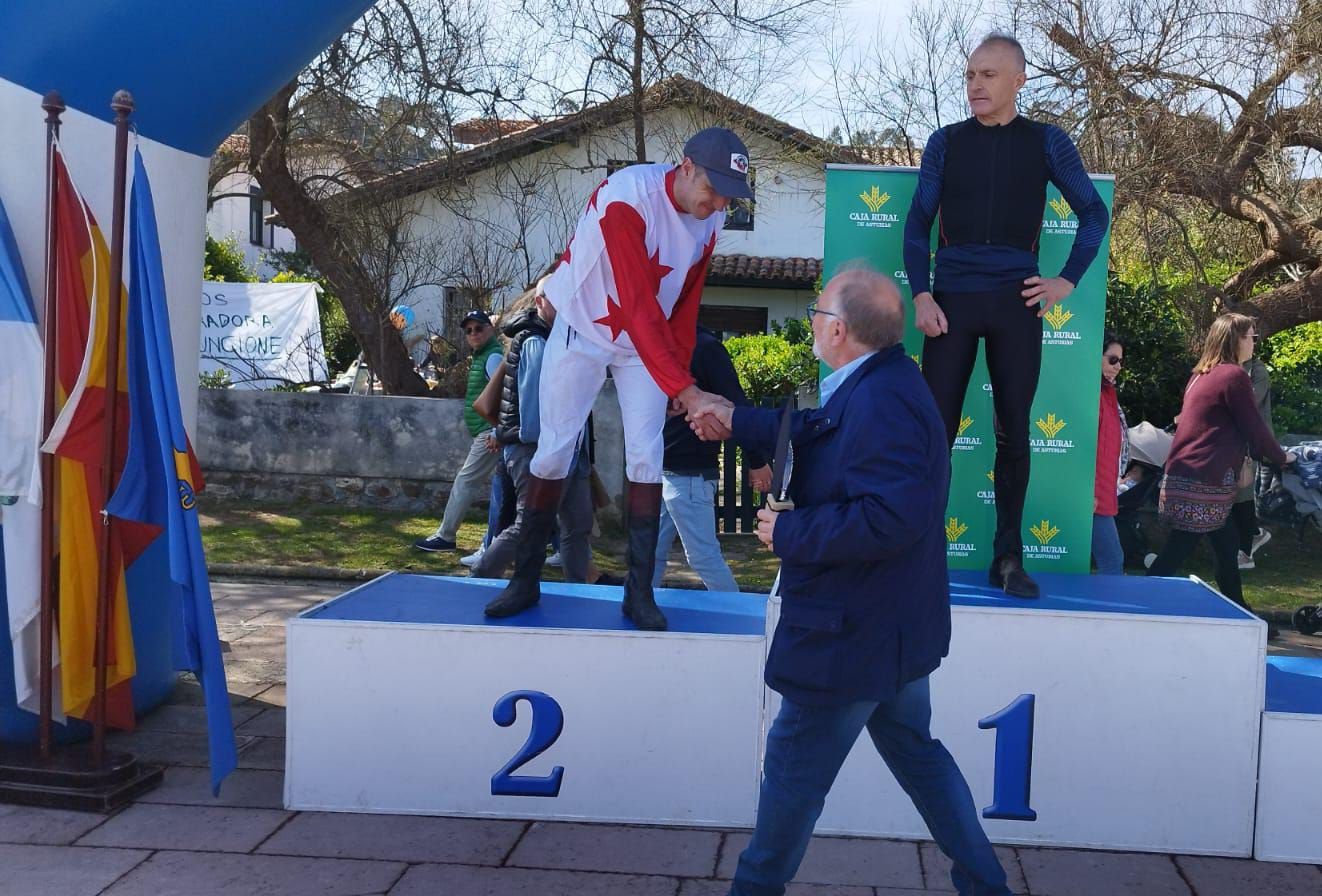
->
[40, 144, 157, 729]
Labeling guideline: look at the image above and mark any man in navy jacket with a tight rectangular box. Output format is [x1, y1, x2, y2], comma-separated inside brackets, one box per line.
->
[690, 269, 1009, 896]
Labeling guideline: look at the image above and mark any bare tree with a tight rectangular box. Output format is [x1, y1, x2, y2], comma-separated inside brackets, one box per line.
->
[1019, 0, 1322, 336]
[246, 0, 527, 396]
[523, 0, 838, 162]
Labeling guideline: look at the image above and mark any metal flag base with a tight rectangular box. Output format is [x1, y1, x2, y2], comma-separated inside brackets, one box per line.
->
[0, 742, 163, 812]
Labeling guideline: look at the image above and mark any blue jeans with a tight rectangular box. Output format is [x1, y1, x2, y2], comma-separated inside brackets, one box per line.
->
[731, 677, 1011, 896]
[653, 471, 739, 592]
[1091, 513, 1124, 575]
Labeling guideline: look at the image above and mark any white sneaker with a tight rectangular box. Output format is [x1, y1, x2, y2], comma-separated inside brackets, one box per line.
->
[460, 548, 485, 568]
[1143, 552, 1158, 570]
[1250, 528, 1271, 557]
[546, 551, 563, 567]
[1237, 550, 1255, 570]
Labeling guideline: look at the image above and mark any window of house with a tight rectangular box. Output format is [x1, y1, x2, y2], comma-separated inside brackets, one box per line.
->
[248, 186, 267, 247]
[606, 159, 647, 176]
[724, 167, 755, 232]
[698, 304, 767, 336]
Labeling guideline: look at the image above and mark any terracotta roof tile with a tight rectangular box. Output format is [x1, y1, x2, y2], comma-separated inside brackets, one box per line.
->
[706, 254, 821, 288]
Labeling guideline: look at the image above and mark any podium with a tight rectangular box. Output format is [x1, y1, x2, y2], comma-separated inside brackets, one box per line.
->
[285, 571, 1286, 859]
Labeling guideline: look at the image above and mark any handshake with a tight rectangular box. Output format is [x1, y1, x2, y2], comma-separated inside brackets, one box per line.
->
[672, 385, 736, 442]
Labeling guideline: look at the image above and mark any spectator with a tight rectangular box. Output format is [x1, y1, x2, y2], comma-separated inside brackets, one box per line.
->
[470, 281, 593, 583]
[654, 326, 771, 592]
[1092, 332, 1127, 575]
[1233, 348, 1274, 569]
[1148, 313, 1297, 633]
[413, 310, 503, 552]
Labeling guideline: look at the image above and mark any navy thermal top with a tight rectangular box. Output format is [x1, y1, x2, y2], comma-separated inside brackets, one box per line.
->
[903, 115, 1109, 297]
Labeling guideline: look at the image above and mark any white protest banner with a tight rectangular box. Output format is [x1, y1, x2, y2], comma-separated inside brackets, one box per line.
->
[200, 281, 327, 388]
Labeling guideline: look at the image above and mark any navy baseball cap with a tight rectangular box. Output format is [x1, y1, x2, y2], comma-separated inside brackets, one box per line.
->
[462, 309, 492, 328]
[683, 127, 754, 200]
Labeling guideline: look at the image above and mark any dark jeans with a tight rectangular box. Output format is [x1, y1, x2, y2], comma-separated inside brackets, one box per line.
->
[730, 677, 1011, 896]
[472, 443, 592, 583]
[923, 288, 1043, 561]
[1229, 499, 1257, 555]
[1147, 522, 1248, 609]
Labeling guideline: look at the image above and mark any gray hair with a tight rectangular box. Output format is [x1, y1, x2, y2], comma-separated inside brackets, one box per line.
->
[829, 266, 904, 350]
[975, 32, 1027, 72]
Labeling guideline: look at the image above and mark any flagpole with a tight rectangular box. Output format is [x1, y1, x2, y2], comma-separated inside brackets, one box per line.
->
[37, 91, 66, 762]
[90, 91, 134, 763]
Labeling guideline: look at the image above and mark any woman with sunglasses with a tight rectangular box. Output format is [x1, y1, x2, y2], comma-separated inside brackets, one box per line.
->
[1148, 313, 1297, 630]
[1091, 332, 1128, 575]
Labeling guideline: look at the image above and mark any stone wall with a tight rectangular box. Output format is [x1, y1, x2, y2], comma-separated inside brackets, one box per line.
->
[196, 384, 628, 517]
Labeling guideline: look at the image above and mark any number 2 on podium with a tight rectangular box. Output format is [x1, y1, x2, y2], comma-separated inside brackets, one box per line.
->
[978, 694, 1037, 821]
[491, 690, 565, 797]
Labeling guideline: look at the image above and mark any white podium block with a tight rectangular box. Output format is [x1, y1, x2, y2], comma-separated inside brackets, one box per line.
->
[285, 574, 767, 827]
[768, 573, 1265, 857]
[1255, 657, 1322, 863]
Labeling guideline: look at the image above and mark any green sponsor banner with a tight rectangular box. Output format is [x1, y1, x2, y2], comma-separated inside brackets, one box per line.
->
[822, 165, 1115, 575]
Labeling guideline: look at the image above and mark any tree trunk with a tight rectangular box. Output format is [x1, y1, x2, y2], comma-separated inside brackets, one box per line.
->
[246, 84, 430, 396]
[630, 0, 647, 161]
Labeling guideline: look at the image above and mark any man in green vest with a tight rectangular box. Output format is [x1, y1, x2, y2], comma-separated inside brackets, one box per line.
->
[414, 309, 504, 552]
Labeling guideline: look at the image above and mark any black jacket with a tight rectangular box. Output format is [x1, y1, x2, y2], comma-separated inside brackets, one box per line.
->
[663, 327, 768, 474]
[495, 308, 551, 445]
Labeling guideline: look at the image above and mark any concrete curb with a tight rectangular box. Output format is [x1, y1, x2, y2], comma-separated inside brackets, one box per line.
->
[209, 562, 385, 582]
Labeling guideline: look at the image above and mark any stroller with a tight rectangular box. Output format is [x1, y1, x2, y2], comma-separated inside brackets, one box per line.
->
[1115, 422, 1172, 566]
[1258, 440, 1322, 634]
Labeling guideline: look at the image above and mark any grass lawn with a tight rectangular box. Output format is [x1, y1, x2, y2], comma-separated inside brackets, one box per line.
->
[199, 497, 1320, 612]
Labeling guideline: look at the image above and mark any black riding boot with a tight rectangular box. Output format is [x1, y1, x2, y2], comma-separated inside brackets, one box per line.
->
[484, 475, 564, 618]
[989, 553, 1040, 599]
[621, 480, 667, 631]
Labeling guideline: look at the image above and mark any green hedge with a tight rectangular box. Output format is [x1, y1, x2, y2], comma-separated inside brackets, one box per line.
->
[1261, 321, 1322, 435]
[725, 334, 817, 403]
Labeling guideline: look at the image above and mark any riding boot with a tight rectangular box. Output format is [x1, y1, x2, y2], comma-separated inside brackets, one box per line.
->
[989, 553, 1040, 599]
[621, 480, 668, 631]
[484, 475, 564, 618]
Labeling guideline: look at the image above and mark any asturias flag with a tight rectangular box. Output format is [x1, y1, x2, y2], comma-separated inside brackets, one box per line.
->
[39, 144, 154, 729]
[107, 149, 235, 793]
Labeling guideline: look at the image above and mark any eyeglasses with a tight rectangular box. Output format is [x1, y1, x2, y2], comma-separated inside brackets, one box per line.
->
[463, 325, 486, 335]
[806, 301, 841, 321]
[1105, 354, 1123, 366]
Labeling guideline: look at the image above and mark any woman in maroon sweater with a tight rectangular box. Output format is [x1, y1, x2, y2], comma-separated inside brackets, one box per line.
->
[1148, 313, 1297, 620]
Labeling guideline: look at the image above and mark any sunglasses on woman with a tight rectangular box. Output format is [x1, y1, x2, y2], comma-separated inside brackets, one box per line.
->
[1105, 354, 1123, 366]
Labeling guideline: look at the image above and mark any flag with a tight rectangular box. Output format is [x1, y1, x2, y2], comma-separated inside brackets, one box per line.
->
[0, 192, 59, 717]
[107, 149, 235, 793]
[39, 144, 152, 729]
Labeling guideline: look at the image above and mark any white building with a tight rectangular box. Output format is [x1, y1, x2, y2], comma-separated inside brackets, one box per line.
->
[353, 77, 861, 341]
[205, 134, 297, 279]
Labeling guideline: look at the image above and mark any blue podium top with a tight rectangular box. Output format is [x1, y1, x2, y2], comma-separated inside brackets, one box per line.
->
[1266, 656, 1322, 715]
[949, 571, 1254, 621]
[303, 570, 1251, 638]
[303, 574, 767, 636]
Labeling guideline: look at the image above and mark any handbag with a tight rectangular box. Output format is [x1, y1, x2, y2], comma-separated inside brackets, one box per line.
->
[471, 360, 506, 426]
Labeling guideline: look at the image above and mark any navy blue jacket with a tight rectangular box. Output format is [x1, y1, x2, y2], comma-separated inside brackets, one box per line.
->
[732, 345, 953, 706]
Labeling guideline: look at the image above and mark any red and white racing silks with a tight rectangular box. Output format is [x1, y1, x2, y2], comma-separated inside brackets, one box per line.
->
[544, 163, 721, 399]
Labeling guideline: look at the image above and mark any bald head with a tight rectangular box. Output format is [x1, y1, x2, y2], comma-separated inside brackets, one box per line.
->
[827, 269, 904, 350]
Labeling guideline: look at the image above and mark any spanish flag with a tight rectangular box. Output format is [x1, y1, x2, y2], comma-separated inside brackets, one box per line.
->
[40, 144, 156, 729]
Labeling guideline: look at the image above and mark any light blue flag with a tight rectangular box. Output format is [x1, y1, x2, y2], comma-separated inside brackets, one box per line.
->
[0, 195, 42, 503]
[107, 149, 236, 794]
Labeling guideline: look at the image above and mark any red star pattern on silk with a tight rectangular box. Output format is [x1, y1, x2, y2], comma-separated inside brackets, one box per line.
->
[586, 179, 608, 212]
[593, 293, 628, 341]
[650, 248, 673, 287]
[560, 238, 573, 265]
